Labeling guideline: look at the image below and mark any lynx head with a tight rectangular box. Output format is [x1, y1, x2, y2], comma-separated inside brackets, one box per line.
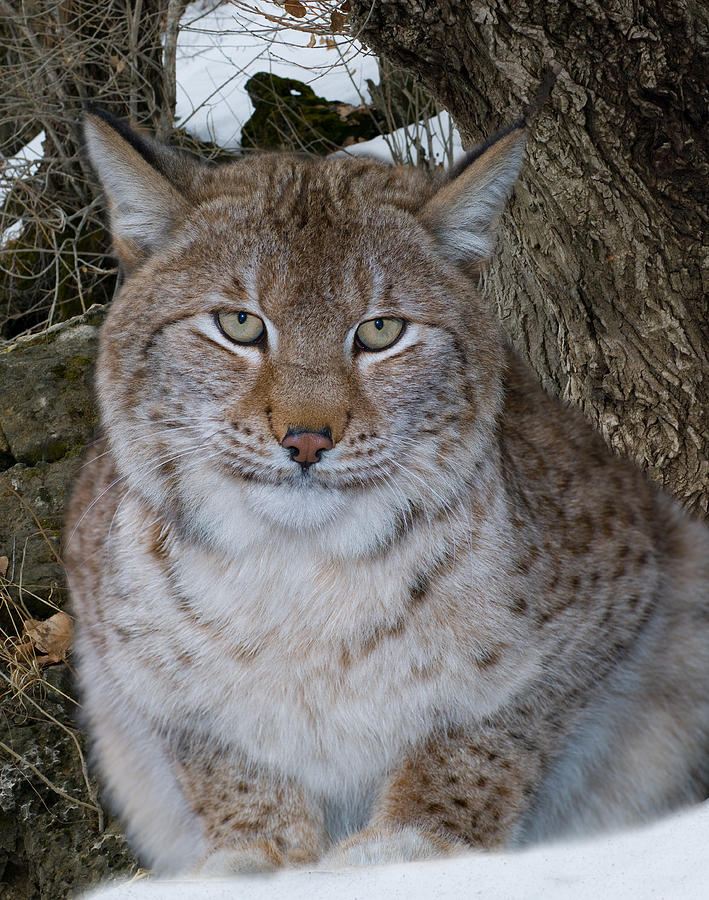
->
[83, 109, 525, 555]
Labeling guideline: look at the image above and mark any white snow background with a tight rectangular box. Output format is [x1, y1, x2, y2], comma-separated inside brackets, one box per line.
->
[0, 130, 46, 246]
[7, 2, 705, 897]
[175, 0, 379, 148]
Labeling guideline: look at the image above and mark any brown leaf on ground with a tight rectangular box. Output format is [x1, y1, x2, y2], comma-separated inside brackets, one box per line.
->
[22, 611, 73, 665]
[0, 556, 8, 578]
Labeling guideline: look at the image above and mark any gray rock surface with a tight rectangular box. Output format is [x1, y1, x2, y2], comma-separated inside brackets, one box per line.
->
[1, 305, 104, 468]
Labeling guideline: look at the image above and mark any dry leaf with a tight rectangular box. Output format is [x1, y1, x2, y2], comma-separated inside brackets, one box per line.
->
[325, 37, 336, 50]
[0, 555, 8, 578]
[23, 611, 73, 665]
[307, 32, 316, 48]
[330, 11, 345, 32]
[284, 1, 307, 17]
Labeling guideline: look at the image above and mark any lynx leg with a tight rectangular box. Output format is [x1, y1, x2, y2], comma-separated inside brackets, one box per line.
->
[84, 675, 325, 874]
[322, 728, 544, 868]
[82, 684, 207, 874]
[176, 749, 327, 875]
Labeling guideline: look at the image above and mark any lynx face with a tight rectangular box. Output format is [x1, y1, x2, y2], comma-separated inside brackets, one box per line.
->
[88, 119, 519, 551]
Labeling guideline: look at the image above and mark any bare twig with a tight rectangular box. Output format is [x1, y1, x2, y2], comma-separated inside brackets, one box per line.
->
[0, 0, 450, 341]
[0, 0, 185, 341]
[0, 736, 101, 816]
[161, 0, 188, 139]
[0, 474, 62, 565]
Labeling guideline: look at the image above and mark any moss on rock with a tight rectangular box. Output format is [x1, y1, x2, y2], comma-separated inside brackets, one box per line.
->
[1, 307, 104, 470]
[241, 72, 381, 154]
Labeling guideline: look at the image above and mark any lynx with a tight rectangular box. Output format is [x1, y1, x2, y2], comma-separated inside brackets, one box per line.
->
[65, 107, 709, 876]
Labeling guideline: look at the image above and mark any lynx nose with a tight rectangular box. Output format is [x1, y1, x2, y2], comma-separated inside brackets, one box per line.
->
[282, 428, 333, 468]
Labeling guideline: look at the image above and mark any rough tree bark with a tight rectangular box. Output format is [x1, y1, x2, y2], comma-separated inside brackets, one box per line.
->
[350, 0, 708, 516]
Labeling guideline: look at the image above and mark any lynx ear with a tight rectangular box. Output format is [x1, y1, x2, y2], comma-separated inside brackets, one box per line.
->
[420, 123, 526, 266]
[82, 109, 199, 272]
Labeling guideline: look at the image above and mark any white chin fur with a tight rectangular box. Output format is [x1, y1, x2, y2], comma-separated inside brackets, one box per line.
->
[242, 479, 350, 530]
[183, 462, 407, 558]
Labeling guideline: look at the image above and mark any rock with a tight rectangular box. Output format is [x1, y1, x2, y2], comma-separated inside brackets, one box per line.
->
[0, 457, 81, 620]
[241, 72, 381, 154]
[1, 305, 105, 468]
[0, 667, 138, 899]
[0, 305, 139, 898]
[0, 305, 106, 622]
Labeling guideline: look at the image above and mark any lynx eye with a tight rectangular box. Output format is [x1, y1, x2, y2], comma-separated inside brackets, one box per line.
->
[216, 311, 265, 345]
[355, 317, 405, 352]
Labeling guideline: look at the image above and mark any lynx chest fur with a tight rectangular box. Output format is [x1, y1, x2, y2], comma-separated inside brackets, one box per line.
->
[65, 109, 709, 875]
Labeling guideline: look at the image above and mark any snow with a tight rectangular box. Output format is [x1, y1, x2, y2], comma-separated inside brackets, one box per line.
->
[82, 801, 709, 900]
[1, 0, 463, 254]
[334, 110, 465, 167]
[1, 129, 45, 189]
[0, 216, 25, 248]
[176, 1, 380, 149]
[0, 129, 46, 246]
[175, 1, 462, 163]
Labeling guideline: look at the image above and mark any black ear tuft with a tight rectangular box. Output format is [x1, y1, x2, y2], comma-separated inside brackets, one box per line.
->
[82, 109, 194, 271]
[449, 118, 526, 181]
[419, 126, 526, 265]
[448, 65, 559, 182]
[81, 105, 214, 188]
[522, 64, 561, 123]
[81, 106, 164, 175]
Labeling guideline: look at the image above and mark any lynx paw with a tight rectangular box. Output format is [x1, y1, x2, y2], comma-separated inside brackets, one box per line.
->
[320, 826, 463, 869]
[192, 840, 286, 876]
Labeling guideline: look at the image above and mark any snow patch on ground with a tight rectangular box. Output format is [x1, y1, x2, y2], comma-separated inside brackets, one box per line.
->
[0, 216, 25, 248]
[335, 110, 465, 167]
[82, 801, 709, 900]
[1, 130, 45, 188]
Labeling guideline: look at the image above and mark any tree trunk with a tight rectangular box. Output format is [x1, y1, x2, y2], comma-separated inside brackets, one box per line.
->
[350, 0, 708, 517]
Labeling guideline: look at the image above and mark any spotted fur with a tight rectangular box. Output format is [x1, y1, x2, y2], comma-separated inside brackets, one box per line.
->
[65, 111, 709, 874]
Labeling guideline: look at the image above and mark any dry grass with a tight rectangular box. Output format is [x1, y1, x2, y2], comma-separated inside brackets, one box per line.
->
[0, 477, 102, 825]
[0, 571, 102, 825]
[0, 570, 66, 698]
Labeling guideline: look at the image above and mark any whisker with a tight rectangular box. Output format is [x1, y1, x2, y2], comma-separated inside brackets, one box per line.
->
[68, 441, 220, 547]
[105, 447, 226, 544]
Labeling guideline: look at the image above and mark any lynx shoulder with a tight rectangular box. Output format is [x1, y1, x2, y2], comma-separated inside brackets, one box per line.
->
[64, 108, 709, 875]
